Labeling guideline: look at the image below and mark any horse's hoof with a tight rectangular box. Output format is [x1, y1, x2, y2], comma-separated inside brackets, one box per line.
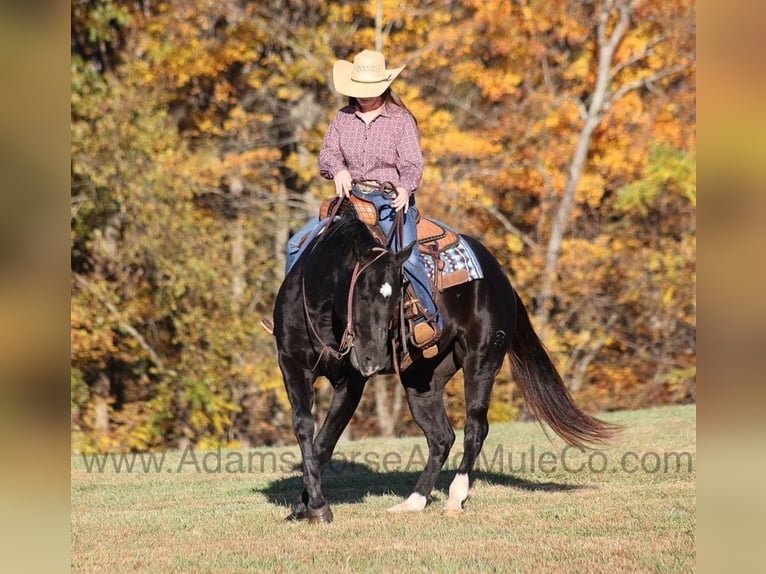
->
[442, 506, 464, 517]
[307, 504, 334, 524]
[387, 493, 427, 513]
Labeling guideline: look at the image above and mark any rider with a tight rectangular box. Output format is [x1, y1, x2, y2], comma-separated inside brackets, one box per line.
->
[285, 49, 441, 356]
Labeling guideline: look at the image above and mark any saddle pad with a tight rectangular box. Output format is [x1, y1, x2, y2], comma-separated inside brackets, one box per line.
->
[419, 227, 483, 291]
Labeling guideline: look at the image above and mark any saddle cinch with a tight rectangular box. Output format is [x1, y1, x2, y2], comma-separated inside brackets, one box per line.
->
[319, 194, 471, 292]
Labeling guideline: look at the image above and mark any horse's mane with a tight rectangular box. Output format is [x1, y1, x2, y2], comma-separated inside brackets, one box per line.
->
[316, 216, 378, 258]
[298, 215, 380, 302]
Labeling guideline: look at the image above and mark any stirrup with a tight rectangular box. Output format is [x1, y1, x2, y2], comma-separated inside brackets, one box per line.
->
[411, 321, 440, 358]
[412, 321, 436, 346]
[421, 343, 438, 359]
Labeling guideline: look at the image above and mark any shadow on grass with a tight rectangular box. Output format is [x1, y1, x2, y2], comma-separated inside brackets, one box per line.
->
[256, 461, 587, 508]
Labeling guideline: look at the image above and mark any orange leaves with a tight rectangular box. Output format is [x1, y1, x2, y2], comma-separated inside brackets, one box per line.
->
[425, 126, 502, 161]
[479, 70, 524, 102]
[220, 149, 281, 177]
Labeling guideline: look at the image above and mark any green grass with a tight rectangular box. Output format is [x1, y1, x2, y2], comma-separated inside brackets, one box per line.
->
[71, 405, 695, 573]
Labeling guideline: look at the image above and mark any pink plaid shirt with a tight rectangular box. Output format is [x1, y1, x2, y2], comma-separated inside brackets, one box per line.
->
[318, 100, 423, 192]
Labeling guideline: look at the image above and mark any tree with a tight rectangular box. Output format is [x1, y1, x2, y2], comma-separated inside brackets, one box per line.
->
[534, 0, 695, 329]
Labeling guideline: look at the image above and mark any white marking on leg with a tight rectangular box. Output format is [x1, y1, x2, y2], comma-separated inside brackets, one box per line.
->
[443, 473, 469, 513]
[387, 492, 427, 513]
[379, 282, 392, 298]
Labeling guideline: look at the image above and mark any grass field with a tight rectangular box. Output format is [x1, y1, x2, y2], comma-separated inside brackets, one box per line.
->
[71, 404, 695, 573]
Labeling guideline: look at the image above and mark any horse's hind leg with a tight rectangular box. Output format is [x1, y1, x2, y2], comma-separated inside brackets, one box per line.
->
[443, 345, 505, 514]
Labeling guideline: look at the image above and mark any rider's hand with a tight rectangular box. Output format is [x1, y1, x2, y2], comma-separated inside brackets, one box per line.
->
[392, 186, 411, 213]
[333, 169, 352, 198]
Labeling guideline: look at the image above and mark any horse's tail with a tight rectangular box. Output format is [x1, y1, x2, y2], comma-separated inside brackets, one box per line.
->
[508, 292, 621, 449]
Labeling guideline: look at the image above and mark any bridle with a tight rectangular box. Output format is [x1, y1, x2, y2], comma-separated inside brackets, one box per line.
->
[300, 183, 409, 373]
[301, 240, 390, 371]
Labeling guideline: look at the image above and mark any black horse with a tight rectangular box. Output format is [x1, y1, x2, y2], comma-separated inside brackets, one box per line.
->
[271, 211, 618, 523]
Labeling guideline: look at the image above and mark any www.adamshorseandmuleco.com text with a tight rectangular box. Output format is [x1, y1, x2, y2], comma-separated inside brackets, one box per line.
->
[80, 443, 694, 476]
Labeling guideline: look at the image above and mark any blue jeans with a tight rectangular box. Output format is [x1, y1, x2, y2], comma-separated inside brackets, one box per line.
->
[286, 216, 326, 274]
[285, 187, 440, 328]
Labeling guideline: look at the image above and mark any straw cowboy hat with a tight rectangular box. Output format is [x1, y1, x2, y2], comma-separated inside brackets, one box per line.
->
[332, 50, 405, 98]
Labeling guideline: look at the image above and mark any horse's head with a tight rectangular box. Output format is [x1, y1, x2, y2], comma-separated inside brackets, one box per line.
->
[346, 243, 414, 377]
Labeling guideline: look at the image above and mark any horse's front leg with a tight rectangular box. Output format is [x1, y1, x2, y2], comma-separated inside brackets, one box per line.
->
[314, 373, 367, 468]
[288, 373, 367, 521]
[278, 353, 333, 524]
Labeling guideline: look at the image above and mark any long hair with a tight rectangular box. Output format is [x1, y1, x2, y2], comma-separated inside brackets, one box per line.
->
[349, 88, 418, 126]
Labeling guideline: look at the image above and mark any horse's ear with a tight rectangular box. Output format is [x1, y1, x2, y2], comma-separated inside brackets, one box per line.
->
[394, 241, 416, 267]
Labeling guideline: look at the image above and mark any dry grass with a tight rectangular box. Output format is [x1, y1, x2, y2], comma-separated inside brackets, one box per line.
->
[71, 404, 695, 573]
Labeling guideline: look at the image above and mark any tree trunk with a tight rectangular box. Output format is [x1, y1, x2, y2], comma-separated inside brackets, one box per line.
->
[374, 375, 403, 437]
[274, 181, 289, 280]
[93, 372, 110, 435]
[229, 177, 245, 313]
[569, 312, 619, 392]
[535, 1, 633, 330]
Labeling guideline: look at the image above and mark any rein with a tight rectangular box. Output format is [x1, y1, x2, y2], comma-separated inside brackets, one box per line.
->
[387, 203, 410, 374]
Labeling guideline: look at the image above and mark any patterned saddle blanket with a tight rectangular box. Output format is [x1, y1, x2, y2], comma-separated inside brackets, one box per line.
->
[319, 195, 483, 291]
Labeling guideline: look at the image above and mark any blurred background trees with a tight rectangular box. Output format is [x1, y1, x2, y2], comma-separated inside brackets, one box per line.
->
[71, 0, 695, 452]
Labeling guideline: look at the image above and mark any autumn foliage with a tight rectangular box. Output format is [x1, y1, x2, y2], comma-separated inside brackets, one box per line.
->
[71, 0, 695, 452]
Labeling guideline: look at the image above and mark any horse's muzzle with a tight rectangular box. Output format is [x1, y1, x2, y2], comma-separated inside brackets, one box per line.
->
[350, 346, 385, 377]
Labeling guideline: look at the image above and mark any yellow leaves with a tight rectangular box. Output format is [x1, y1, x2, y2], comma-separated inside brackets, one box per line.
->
[480, 70, 523, 102]
[451, 60, 483, 85]
[457, 179, 491, 205]
[424, 128, 502, 160]
[450, 57, 522, 102]
[71, 296, 119, 367]
[276, 85, 301, 100]
[417, 99, 502, 160]
[614, 143, 696, 216]
[487, 391, 518, 423]
[284, 149, 318, 186]
[504, 233, 525, 254]
[574, 172, 606, 208]
[236, 361, 284, 396]
[221, 149, 281, 173]
[653, 99, 695, 150]
[562, 235, 613, 267]
[221, 104, 248, 131]
[613, 239, 695, 333]
[217, 41, 258, 70]
[531, 98, 583, 158]
[563, 52, 592, 84]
